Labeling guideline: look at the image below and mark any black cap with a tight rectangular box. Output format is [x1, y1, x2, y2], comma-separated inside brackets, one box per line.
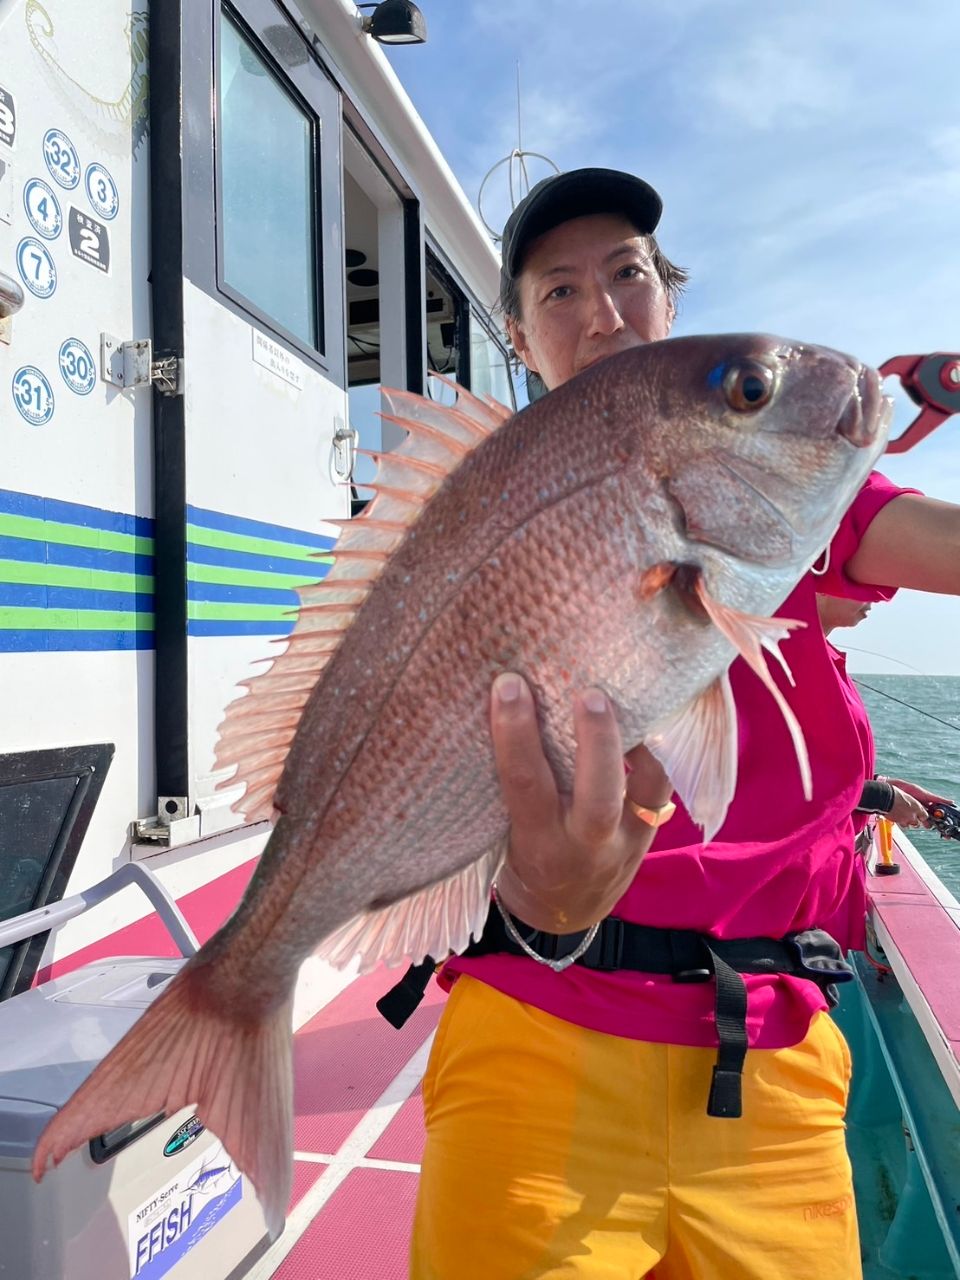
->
[499, 168, 663, 301]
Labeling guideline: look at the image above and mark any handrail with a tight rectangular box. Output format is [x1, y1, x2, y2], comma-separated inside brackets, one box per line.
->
[0, 862, 199, 958]
[0, 269, 25, 320]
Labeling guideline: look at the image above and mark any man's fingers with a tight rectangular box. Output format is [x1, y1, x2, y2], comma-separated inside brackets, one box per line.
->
[490, 673, 558, 833]
[568, 689, 626, 845]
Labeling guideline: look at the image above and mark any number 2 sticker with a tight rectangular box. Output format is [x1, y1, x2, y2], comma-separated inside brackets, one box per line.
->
[68, 206, 110, 274]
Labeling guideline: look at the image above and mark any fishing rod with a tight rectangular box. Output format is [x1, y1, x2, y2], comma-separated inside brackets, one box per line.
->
[852, 677, 960, 735]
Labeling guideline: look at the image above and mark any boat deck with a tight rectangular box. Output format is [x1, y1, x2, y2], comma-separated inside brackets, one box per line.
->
[248, 968, 444, 1280]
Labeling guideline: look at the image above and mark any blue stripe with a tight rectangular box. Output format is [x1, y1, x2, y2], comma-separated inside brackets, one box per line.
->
[186, 581, 299, 606]
[186, 504, 333, 550]
[187, 619, 295, 637]
[186, 541, 327, 579]
[0, 630, 155, 652]
[0, 488, 154, 538]
[0, 534, 154, 576]
[0, 582, 153, 611]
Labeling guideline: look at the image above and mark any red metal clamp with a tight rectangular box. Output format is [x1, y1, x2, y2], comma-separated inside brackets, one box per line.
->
[879, 352, 960, 454]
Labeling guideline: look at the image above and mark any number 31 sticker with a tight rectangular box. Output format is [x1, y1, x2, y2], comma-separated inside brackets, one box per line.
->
[13, 366, 55, 426]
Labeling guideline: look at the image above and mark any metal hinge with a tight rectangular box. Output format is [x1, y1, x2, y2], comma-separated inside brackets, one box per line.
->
[132, 796, 200, 848]
[101, 334, 184, 395]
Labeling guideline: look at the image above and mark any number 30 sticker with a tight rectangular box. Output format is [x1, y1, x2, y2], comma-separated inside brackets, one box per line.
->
[12, 366, 55, 426]
[59, 338, 96, 395]
[85, 163, 119, 220]
[16, 236, 57, 298]
[42, 128, 80, 189]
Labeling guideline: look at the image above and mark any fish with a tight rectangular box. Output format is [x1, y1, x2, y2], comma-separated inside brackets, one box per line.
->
[31, 334, 890, 1234]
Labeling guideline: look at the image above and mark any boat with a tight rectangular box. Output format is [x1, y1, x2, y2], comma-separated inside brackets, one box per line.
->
[0, 1, 958, 1276]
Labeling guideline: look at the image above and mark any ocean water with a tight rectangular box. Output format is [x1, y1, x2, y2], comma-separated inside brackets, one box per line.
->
[852, 674, 960, 895]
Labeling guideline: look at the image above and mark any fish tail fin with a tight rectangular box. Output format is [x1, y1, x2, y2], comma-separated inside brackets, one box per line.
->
[32, 962, 294, 1239]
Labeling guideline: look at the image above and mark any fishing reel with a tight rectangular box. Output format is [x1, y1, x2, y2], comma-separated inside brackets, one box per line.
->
[927, 801, 960, 842]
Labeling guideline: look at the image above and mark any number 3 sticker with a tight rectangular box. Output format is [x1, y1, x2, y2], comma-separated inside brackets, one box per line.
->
[85, 163, 119, 220]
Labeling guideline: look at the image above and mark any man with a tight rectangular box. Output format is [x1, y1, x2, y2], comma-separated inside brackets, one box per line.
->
[409, 169, 960, 1278]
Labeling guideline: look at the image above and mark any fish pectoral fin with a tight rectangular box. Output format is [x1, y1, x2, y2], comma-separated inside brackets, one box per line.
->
[32, 964, 294, 1241]
[694, 578, 812, 802]
[318, 839, 506, 973]
[646, 673, 738, 842]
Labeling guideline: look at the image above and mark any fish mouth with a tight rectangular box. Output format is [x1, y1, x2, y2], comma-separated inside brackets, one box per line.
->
[836, 365, 894, 447]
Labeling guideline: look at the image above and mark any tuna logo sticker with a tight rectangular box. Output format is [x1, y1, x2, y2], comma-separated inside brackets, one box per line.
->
[26, 1, 150, 156]
[163, 1116, 205, 1158]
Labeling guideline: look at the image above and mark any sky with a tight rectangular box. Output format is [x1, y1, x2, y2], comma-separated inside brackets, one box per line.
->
[382, 0, 960, 676]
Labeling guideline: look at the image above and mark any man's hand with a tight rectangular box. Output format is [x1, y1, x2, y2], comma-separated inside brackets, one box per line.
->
[885, 777, 955, 829]
[489, 673, 672, 934]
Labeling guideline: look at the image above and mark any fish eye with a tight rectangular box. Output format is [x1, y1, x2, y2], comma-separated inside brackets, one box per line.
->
[721, 361, 775, 412]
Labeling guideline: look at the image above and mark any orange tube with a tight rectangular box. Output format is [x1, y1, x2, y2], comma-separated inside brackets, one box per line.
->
[877, 817, 895, 865]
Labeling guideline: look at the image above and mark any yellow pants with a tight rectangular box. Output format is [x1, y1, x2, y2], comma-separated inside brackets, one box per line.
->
[410, 975, 859, 1279]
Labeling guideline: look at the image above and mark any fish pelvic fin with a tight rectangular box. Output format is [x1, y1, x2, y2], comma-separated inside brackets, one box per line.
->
[213, 381, 511, 822]
[318, 839, 506, 972]
[646, 673, 739, 842]
[32, 963, 295, 1241]
[694, 578, 812, 803]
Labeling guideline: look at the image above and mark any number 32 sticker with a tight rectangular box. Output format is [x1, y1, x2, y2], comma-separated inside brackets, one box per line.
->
[42, 128, 80, 190]
[12, 366, 55, 426]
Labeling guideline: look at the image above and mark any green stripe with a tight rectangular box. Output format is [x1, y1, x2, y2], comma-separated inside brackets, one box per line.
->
[187, 563, 319, 590]
[0, 512, 154, 554]
[0, 558, 153, 593]
[187, 601, 297, 622]
[186, 523, 331, 564]
[0, 607, 154, 630]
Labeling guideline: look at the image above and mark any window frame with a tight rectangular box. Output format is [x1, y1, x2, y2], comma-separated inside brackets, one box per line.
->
[179, 0, 345, 384]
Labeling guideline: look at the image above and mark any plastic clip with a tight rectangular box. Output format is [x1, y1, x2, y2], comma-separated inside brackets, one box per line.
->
[880, 352, 960, 454]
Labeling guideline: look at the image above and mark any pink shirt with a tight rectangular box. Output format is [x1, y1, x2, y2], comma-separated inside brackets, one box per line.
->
[446, 472, 912, 1049]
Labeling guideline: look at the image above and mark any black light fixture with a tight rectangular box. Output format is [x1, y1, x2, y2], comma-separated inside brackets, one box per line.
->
[358, 1, 427, 45]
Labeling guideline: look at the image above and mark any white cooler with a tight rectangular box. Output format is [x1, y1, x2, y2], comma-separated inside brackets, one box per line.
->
[0, 865, 271, 1280]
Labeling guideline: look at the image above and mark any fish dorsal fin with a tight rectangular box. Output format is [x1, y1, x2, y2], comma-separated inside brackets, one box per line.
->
[646, 674, 739, 842]
[317, 840, 505, 972]
[694, 579, 812, 803]
[214, 384, 510, 822]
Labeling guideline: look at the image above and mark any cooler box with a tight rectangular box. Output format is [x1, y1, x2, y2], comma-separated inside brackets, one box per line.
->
[0, 866, 271, 1280]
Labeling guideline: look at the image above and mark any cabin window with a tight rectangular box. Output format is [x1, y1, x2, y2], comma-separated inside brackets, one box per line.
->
[470, 310, 516, 410]
[425, 254, 469, 389]
[218, 8, 320, 350]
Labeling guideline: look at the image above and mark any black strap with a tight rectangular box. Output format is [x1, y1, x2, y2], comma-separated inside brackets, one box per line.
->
[378, 909, 853, 1120]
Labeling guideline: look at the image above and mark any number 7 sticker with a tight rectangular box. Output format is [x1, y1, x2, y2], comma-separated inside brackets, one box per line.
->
[16, 236, 57, 298]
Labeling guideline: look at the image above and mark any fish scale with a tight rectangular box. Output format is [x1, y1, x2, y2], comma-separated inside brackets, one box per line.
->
[32, 334, 891, 1237]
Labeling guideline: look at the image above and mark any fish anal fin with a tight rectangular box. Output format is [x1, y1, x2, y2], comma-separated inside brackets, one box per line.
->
[694, 579, 812, 800]
[318, 840, 505, 973]
[213, 381, 511, 821]
[646, 674, 739, 841]
[32, 966, 294, 1240]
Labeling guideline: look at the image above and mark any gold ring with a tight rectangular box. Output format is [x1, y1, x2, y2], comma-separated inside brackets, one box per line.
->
[625, 796, 677, 828]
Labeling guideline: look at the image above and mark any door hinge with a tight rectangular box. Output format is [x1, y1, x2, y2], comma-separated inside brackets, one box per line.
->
[101, 334, 184, 395]
[132, 796, 200, 848]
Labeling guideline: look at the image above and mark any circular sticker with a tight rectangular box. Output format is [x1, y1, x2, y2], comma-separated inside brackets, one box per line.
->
[58, 338, 96, 395]
[42, 128, 80, 189]
[23, 178, 63, 239]
[84, 163, 119, 220]
[16, 237, 57, 298]
[12, 366, 55, 426]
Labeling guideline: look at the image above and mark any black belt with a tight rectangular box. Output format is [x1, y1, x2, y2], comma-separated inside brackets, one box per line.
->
[376, 909, 853, 1119]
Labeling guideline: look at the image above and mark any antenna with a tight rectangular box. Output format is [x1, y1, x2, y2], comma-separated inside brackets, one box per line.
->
[477, 62, 559, 242]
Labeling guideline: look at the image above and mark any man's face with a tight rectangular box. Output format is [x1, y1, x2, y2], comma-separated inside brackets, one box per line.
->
[506, 212, 674, 391]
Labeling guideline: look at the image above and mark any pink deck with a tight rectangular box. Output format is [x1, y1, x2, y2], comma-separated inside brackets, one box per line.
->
[867, 836, 960, 1073]
[277, 967, 444, 1278]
